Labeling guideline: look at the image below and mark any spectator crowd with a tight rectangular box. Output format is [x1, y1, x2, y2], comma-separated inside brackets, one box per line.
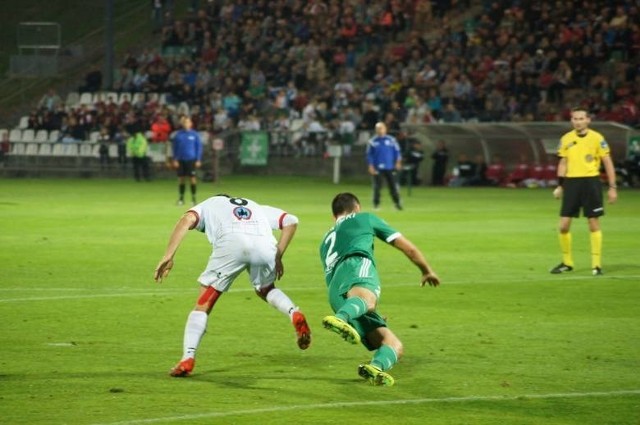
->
[21, 0, 640, 157]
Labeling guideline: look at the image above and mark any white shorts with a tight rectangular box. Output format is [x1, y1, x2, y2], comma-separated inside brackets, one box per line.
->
[197, 234, 277, 292]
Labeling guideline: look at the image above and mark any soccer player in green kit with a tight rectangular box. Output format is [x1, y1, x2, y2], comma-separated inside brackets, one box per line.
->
[320, 192, 440, 386]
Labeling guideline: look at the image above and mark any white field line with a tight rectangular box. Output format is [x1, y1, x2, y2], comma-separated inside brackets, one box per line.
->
[1, 274, 639, 303]
[92, 389, 640, 425]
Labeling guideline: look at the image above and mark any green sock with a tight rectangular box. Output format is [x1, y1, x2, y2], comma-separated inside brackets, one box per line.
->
[371, 344, 398, 371]
[335, 297, 368, 322]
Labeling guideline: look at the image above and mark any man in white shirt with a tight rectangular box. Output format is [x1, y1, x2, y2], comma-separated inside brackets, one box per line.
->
[154, 194, 311, 377]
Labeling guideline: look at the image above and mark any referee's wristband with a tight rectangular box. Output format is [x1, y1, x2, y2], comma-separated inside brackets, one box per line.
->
[557, 177, 565, 187]
[609, 185, 617, 189]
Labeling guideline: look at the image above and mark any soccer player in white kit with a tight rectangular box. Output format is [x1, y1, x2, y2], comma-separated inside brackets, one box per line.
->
[154, 194, 311, 377]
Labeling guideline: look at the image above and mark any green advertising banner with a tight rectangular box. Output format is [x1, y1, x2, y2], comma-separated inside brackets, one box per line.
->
[240, 131, 268, 166]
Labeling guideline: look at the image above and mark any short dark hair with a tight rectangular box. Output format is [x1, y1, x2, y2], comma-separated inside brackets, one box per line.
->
[571, 106, 590, 114]
[331, 192, 360, 216]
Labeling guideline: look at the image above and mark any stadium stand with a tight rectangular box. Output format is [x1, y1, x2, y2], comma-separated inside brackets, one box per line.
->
[3, 0, 640, 181]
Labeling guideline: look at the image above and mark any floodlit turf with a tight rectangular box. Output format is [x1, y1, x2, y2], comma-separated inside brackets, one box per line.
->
[1, 177, 639, 425]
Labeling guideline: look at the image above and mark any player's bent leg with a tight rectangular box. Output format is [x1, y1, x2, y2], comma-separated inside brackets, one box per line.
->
[256, 284, 311, 349]
[197, 286, 223, 314]
[322, 315, 361, 345]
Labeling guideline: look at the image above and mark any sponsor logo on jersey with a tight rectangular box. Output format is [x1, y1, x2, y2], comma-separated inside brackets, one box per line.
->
[233, 206, 252, 220]
[585, 154, 594, 162]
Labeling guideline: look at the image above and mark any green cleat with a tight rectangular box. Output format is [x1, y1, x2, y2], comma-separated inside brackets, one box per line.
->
[322, 315, 361, 345]
[358, 363, 395, 386]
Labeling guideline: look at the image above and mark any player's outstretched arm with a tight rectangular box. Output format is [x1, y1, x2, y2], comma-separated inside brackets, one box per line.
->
[154, 212, 198, 283]
[391, 236, 440, 287]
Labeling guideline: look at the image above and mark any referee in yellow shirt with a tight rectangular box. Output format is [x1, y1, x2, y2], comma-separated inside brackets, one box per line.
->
[551, 107, 618, 275]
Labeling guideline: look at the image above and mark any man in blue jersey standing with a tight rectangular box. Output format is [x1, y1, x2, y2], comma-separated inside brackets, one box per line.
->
[366, 122, 403, 210]
[172, 116, 203, 205]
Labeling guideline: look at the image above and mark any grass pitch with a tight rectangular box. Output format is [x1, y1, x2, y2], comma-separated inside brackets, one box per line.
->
[1, 177, 639, 425]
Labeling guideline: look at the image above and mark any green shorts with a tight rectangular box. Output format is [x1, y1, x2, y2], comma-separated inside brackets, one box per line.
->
[327, 256, 387, 351]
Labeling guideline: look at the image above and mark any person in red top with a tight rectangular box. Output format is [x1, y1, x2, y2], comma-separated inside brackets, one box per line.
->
[151, 113, 172, 143]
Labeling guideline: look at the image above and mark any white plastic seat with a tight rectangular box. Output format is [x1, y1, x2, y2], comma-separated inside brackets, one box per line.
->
[79, 144, 94, 157]
[48, 130, 60, 142]
[79, 92, 93, 106]
[52, 143, 64, 156]
[35, 129, 48, 142]
[89, 131, 100, 143]
[11, 143, 26, 155]
[63, 144, 78, 156]
[108, 144, 118, 157]
[21, 129, 35, 142]
[25, 143, 39, 155]
[18, 116, 29, 130]
[9, 129, 22, 142]
[39, 144, 52, 156]
[66, 92, 80, 107]
[177, 102, 190, 116]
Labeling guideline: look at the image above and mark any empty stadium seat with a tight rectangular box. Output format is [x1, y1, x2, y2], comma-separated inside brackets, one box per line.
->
[177, 102, 190, 116]
[52, 143, 64, 156]
[62, 144, 78, 156]
[65, 92, 80, 108]
[89, 131, 100, 143]
[11, 143, 26, 155]
[108, 144, 118, 157]
[9, 129, 22, 142]
[48, 130, 60, 142]
[21, 129, 35, 142]
[79, 92, 93, 105]
[39, 144, 52, 156]
[25, 143, 39, 155]
[35, 130, 49, 142]
[18, 116, 29, 130]
[79, 144, 95, 157]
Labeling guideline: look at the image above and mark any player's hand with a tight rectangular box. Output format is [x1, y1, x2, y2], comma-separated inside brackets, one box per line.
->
[607, 187, 618, 204]
[154, 257, 174, 283]
[553, 186, 562, 199]
[421, 272, 440, 287]
[195, 161, 201, 169]
[275, 255, 284, 280]
[172, 160, 179, 170]
[368, 165, 377, 176]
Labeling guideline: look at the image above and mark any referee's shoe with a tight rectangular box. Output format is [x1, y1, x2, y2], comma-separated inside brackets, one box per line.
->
[550, 263, 573, 274]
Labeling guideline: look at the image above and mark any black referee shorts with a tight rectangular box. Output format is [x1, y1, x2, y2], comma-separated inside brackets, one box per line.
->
[176, 160, 197, 177]
[560, 176, 604, 218]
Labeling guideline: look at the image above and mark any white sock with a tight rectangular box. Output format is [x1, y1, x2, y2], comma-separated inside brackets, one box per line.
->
[265, 288, 297, 318]
[183, 310, 208, 360]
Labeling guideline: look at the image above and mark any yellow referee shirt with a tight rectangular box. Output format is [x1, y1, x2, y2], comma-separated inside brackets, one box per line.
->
[557, 129, 610, 177]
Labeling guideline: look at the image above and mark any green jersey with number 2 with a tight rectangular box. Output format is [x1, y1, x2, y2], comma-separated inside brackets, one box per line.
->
[320, 212, 401, 286]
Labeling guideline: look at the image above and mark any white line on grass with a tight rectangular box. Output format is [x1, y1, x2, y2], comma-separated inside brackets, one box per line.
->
[1, 274, 640, 303]
[93, 389, 640, 425]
